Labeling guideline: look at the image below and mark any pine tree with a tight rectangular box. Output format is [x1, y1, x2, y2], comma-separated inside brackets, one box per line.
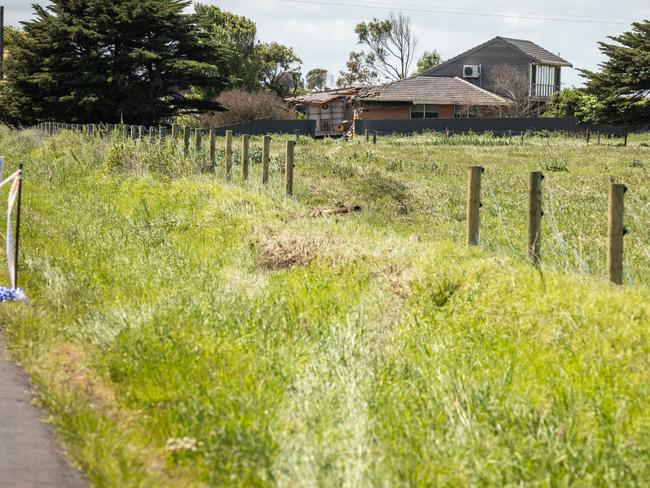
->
[582, 21, 650, 125]
[3, 0, 226, 125]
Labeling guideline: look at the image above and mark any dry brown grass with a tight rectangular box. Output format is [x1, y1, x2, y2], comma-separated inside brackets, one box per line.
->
[46, 343, 116, 410]
[308, 203, 362, 218]
[255, 232, 322, 270]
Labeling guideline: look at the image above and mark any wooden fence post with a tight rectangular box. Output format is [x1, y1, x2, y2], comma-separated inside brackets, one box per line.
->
[171, 124, 178, 139]
[585, 129, 590, 143]
[528, 171, 544, 265]
[365, 129, 369, 143]
[372, 131, 377, 145]
[608, 183, 627, 285]
[139, 125, 145, 142]
[241, 134, 249, 180]
[285, 140, 295, 196]
[466, 166, 484, 246]
[195, 129, 202, 153]
[225, 130, 233, 180]
[158, 125, 164, 144]
[520, 130, 524, 144]
[130, 125, 136, 140]
[262, 135, 271, 184]
[183, 126, 190, 156]
[623, 130, 628, 147]
[209, 129, 216, 168]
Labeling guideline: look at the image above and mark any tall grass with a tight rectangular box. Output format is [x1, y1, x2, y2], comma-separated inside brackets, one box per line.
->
[0, 126, 648, 486]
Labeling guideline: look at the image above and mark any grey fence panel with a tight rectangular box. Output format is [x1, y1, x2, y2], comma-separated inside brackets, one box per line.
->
[355, 118, 624, 136]
[209, 119, 316, 136]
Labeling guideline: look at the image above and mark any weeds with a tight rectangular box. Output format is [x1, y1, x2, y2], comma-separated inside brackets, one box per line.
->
[541, 145, 570, 172]
[0, 127, 649, 486]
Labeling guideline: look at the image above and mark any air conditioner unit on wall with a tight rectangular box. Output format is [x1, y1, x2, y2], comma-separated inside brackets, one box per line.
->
[463, 65, 481, 78]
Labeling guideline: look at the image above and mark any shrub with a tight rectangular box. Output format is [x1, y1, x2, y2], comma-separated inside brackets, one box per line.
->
[200, 89, 294, 127]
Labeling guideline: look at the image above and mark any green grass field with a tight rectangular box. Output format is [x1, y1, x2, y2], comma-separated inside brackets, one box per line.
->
[1, 127, 649, 486]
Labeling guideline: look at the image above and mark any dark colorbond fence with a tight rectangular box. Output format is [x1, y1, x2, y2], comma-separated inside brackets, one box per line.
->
[211, 119, 316, 136]
[355, 117, 624, 136]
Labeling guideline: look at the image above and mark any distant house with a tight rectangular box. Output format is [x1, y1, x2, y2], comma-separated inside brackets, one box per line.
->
[356, 76, 511, 120]
[423, 37, 572, 103]
[287, 78, 510, 136]
[286, 36, 571, 136]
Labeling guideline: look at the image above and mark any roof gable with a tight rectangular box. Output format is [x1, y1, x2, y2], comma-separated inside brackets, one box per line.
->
[424, 36, 572, 76]
[499, 37, 572, 66]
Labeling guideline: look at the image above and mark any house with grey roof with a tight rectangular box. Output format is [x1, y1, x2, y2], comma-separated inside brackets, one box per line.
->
[356, 76, 511, 120]
[423, 36, 572, 103]
[287, 78, 511, 136]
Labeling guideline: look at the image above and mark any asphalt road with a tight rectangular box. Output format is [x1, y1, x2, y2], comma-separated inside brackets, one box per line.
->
[0, 337, 87, 488]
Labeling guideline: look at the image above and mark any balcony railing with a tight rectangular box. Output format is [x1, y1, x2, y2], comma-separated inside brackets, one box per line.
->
[531, 83, 560, 99]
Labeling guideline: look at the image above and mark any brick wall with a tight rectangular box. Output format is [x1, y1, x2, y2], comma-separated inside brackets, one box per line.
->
[358, 104, 411, 120]
[359, 103, 457, 120]
[435, 105, 455, 118]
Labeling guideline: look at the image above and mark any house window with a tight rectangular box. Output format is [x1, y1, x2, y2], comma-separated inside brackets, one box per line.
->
[411, 104, 439, 119]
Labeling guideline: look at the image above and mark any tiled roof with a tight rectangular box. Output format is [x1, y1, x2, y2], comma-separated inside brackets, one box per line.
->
[285, 88, 360, 104]
[499, 37, 572, 67]
[359, 76, 511, 106]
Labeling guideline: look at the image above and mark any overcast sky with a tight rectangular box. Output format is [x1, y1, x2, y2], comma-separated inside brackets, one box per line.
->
[3, 0, 649, 87]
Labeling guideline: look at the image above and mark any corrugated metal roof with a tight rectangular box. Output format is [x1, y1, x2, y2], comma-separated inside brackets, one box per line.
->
[286, 88, 360, 105]
[359, 76, 511, 106]
[499, 37, 572, 67]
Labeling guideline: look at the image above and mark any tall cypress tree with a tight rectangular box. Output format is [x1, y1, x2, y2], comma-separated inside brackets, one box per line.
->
[3, 0, 226, 125]
[582, 21, 650, 126]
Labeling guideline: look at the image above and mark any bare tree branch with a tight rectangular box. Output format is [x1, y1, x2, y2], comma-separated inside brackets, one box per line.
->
[489, 64, 535, 116]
